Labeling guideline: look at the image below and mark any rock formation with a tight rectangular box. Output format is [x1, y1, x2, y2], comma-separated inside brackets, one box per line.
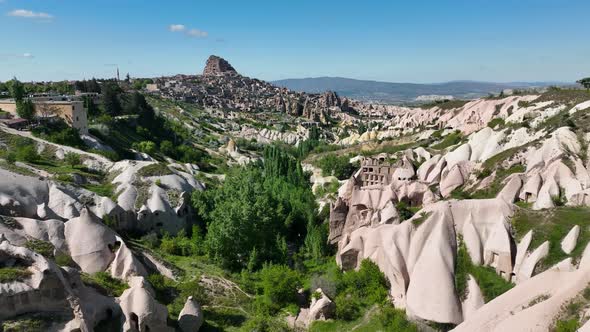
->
[202, 55, 237, 76]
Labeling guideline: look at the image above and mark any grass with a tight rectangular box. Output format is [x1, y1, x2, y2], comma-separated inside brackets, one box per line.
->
[81, 271, 129, 297]
[81, 182, 116, 199]
[128, 239, 253, 331]
[512, 207, 590, 272]
[138, 163, 174, 177]
[551, 284, 590, 331]
[432, 131, 463, 150]
[0, 160, 37, 176]
[1, 316, 53, 332]
[0, 267, 32, 283]
[55, 252, 77, 267]
[24, 239, 55, 257]
[534, 87, 590, 105]
[455, 237, 514, 302]
[310, 304, 418, 332]
[470, 164, 526, 199]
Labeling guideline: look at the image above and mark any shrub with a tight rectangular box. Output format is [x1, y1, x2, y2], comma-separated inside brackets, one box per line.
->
[555, 319, 579, 332]
[159, 228, 201, 256]
[488, 118, 506, 129]
[396, 201, 416, 221]
[334, 260, 390, 320]
[239, 314, 291, 332]
[335, 293, 362, 320]
[15, 144, 39, 163]
[134, 140, 157, 155]
[379, 304, 419, 332]
[0, 267, 32, 283]
[49, 127, 85, 148]
[140, 232, 160, 249]
[259, 264, 303, 313]
[64, 152, 81, 167]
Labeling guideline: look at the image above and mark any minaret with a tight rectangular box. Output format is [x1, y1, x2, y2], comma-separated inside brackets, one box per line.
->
[116, 67, 120, 82]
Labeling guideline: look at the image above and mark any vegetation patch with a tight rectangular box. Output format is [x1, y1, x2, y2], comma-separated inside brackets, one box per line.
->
[421, 99, 469, 110]
[455, 237, 514, 302]
[512, 207, 590, 272]
[551, 283, 590, 331]
[432, 131, 463, 150]
[315, 154, 356, 180]
[138, 163, 174, 177]
[535, 87, 590, 105]
[24, 239, 55, 258]
[0, 267, 32, 283]
[81, 271, 129, 297]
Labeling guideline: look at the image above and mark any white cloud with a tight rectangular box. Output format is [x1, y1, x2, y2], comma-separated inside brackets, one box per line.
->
[7, 9, 53, 19]
[168, 24, 186, 32]
[168, 23, 208, 38]
[0, 52, 34, 59]
[186, 29, 208, 38]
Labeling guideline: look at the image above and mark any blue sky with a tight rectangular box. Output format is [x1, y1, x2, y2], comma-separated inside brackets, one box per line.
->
[1, 0, 589, 83]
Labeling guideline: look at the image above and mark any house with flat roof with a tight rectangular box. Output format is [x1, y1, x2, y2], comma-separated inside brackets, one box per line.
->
[0, 99, 88, 134]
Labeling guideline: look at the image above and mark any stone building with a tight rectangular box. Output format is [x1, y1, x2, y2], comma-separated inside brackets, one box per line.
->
[0, 99, 88, 134]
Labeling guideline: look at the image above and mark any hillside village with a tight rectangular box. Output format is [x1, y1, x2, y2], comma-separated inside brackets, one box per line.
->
[1, 55, 590, 332]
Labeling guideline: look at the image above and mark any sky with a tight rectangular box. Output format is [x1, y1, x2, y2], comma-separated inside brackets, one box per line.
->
[0, 0, 589, 83]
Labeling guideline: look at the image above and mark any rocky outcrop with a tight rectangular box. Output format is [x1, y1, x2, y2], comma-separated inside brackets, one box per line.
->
[178, 296, 204, 332]
[289, 288, 335, 328]
[118, 276, 173, 332]
[202, 55, 237, 76]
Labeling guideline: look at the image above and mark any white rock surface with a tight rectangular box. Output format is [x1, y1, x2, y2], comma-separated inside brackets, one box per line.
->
[561, 225, 580, 254]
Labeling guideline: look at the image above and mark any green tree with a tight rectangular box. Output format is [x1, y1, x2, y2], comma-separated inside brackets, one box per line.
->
[578, 77, 590, 90]
[83, 96, 100, 118]
[9, 77, 25, 101]
[159, 140, 175, 157]
[16, 99, 36, 121]
[101, 83, 122, 116]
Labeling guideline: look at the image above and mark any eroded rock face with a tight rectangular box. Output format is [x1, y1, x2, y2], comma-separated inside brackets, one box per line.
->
[202, 55, 237, 76]
[0, 240, 71, 321]
[64, 209, 118, 274]
[453, 257, 590, 332]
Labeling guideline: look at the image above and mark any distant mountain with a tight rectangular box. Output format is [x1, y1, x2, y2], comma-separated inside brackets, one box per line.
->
[272, 77, 564, 104]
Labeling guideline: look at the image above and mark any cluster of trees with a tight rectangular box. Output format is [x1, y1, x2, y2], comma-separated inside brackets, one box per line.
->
[74, 79, 102, 93]
[0, 78, 74, 96]
[190, 145, 327, 271]
[578, 77, 590, 90]
[316, 153, 357, 180]
[31, 119, 85, 149]
[90, 85, 205, 163]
